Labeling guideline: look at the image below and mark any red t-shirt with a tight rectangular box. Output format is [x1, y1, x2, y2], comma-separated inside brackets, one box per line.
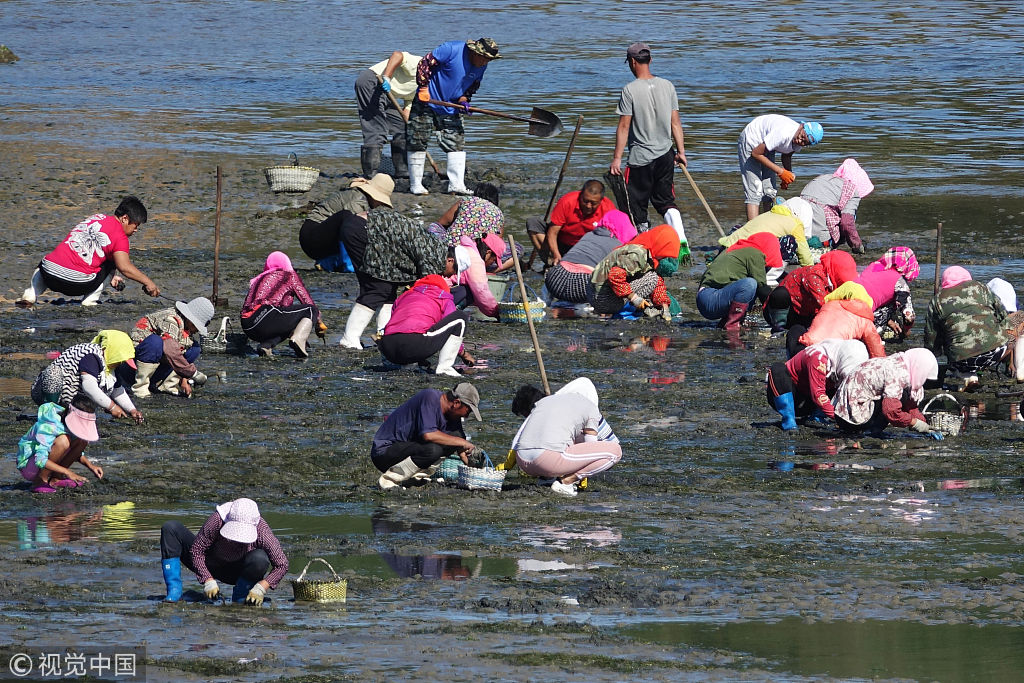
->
[550, 192, 616, 248]
[44, 213, 130, 276]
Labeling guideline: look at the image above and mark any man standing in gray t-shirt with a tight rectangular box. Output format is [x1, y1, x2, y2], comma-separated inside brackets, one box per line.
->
[609, 42, 688, 247]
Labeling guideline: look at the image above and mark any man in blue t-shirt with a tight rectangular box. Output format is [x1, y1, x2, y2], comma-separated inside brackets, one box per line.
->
[371, 382, 482, 489]
[406, 38, 501, 197]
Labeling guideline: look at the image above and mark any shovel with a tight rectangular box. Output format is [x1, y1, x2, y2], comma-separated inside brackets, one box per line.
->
[427, 99, 563, 138]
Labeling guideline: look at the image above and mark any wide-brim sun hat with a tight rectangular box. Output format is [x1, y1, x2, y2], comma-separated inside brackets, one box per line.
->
[220, 498, 260, 544]
[175, 297, 215, 337]
[466, 37, 501, 60]
[350, 173, 395, 207]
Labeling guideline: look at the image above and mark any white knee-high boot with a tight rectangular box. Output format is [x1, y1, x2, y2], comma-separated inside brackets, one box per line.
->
[408, 151, 429, 195]
[80, 279, 106, 307]
[434, 335, 464, 377]
[20, 269, 46, 304]
[340, 303, 374, 349]
[378, 457, 422, 490]
[446, 151, 471, 195]
[664, 208, 687, 244]
[1015, 336, 1024, 382]
[375, 304, 393, 337]
[131, 362, 160, 398]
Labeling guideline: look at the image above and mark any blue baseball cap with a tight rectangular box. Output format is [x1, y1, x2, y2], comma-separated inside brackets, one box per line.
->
[803, 122, 824, 145]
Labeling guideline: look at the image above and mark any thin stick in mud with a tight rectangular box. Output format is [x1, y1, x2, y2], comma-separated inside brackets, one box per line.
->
[508, 235, 550, 395]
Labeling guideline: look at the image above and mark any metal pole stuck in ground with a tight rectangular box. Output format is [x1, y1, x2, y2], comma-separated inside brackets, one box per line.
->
[212, 166, 227, 308]
[508, 235, 550, 395]
[934, 221, 943, 296]
[527, 114, 584, 269]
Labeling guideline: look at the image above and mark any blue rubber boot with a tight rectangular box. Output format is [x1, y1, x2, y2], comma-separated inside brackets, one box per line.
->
[162, 558, 183, 602]
[338, 243, 355, 273]
[773, 392, 798, 431]
[232, 578, 254, 604]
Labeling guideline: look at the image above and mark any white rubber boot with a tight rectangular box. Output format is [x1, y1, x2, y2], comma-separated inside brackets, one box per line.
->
[288, 318, 313, 359]
[378, 457, 421, 490]
[1015, 336, 1024, 382]
[80, 279, 105, 307]
[375, 304, 393, 337]
[664, 208, 688, 243]
[157, 373, 181, 396]
[408, 151, 429, 195]
[434, 335, 464, 377]
[446, 151, 471, 195]
[131, 362, 160, 398]
[339, 303, 374, 349]
[20, 269, 46, 304]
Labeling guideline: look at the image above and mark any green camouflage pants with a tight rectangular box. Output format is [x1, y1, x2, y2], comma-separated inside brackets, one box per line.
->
[407, 100, 465, 153]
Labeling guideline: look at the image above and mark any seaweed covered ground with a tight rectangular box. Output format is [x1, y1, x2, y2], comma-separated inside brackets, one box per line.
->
[2, 140, 1024, 682]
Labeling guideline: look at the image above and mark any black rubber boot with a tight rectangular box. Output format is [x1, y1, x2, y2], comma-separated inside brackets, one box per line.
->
[360, 145, 382, 178]
[390, 136, 408, 178]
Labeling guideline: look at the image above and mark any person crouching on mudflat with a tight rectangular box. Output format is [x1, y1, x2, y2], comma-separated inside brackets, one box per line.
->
[159, 498, 288, 606]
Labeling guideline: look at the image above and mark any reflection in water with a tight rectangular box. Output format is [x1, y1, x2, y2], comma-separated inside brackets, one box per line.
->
[379, 552, 475, 581]
[15, 502, 136, 549]
[519, 525, 622, 550]
[371, 510, 436, 535]
[650, 371, 685, 386]
[622, 617, 1024, 681]
[937, 477, 1024, 491]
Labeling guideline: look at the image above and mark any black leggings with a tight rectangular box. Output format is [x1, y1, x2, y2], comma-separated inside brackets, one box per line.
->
[786, 324, 808, 359]
[241, 303, 319, 345]
[377, 312, 468, 365]
[40, 260, 114, 297]
[160, 521, 269, 585]
[372, 441, 457, 470]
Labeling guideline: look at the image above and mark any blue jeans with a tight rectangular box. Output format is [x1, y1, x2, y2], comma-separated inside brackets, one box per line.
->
[696, 278, 757, 321]
[117, 334, 202, 388]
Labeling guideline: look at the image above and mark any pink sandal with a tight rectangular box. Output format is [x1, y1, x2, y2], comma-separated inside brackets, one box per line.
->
[51, 479, 84, 489]
[31, 485, 57, 494]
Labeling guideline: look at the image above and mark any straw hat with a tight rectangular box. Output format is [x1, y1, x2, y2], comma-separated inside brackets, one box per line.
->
[350, 173, 394, 207]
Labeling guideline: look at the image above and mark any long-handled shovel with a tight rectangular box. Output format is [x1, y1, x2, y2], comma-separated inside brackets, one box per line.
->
[428, 99, 563, 138]
[678, 163, 725, 238]
[375, 74, 441, 176]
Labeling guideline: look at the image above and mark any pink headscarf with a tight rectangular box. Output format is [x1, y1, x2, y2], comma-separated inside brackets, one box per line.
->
[865, 247, 919, 281]
[940, 266, 972, 290]
[833, 158, 874, 198]
[899, 348, 938, 402]
[250, 251, 294, 286]
[598, 210, 638, 244]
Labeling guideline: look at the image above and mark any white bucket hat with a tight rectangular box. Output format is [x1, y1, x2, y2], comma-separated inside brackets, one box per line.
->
[785, 197, 814, 237]
[219, 498, 260, 544]
[175, 297, 215, 337]
[350, 173, 395, 207]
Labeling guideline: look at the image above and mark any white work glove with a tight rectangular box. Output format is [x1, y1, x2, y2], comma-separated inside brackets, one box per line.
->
[627, 293, 647, 309]
[910, 419, 931, 433]
[660, 305, 672, 322]
[245, 583, 266, 606]
[191, 371, 208, 387]
[203, 579, 220, 600]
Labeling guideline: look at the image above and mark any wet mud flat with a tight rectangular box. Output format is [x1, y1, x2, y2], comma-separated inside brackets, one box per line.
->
[2, 140, 1024, 681]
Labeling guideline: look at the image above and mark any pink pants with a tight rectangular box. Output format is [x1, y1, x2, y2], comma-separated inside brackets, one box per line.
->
[517, 442, 622, 483]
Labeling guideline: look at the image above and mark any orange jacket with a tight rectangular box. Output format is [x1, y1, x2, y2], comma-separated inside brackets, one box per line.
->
[799, 300, 886, 358]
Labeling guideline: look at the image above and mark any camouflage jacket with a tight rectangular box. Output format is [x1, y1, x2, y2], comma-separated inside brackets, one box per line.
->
[923, 280, 1009, 362]
[361, 207, 448, 283]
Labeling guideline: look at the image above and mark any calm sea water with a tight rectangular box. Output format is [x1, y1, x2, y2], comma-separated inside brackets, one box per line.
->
[2, 0, 1023, 197]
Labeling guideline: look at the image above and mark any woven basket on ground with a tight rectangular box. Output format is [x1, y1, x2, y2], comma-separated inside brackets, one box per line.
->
[498, 283, 546, 324]
[457, 451, 506, 492]
[290, 557, 347, 603]
[923, 392, 966, 436]
[264, 153, 320, 193]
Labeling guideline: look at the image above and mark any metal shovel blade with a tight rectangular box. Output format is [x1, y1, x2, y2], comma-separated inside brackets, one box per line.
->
[528, 107, 563, 138]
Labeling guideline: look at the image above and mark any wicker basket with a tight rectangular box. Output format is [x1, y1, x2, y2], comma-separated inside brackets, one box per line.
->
[498, 283, 546, 324]
[264, 153, 320, 193]
[922, 392, 966, 436]
[290, 557, 347, 603]
[201, 316, 232, 354]
[457, 452, 506, 491]
[437, 457, 461, 484]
